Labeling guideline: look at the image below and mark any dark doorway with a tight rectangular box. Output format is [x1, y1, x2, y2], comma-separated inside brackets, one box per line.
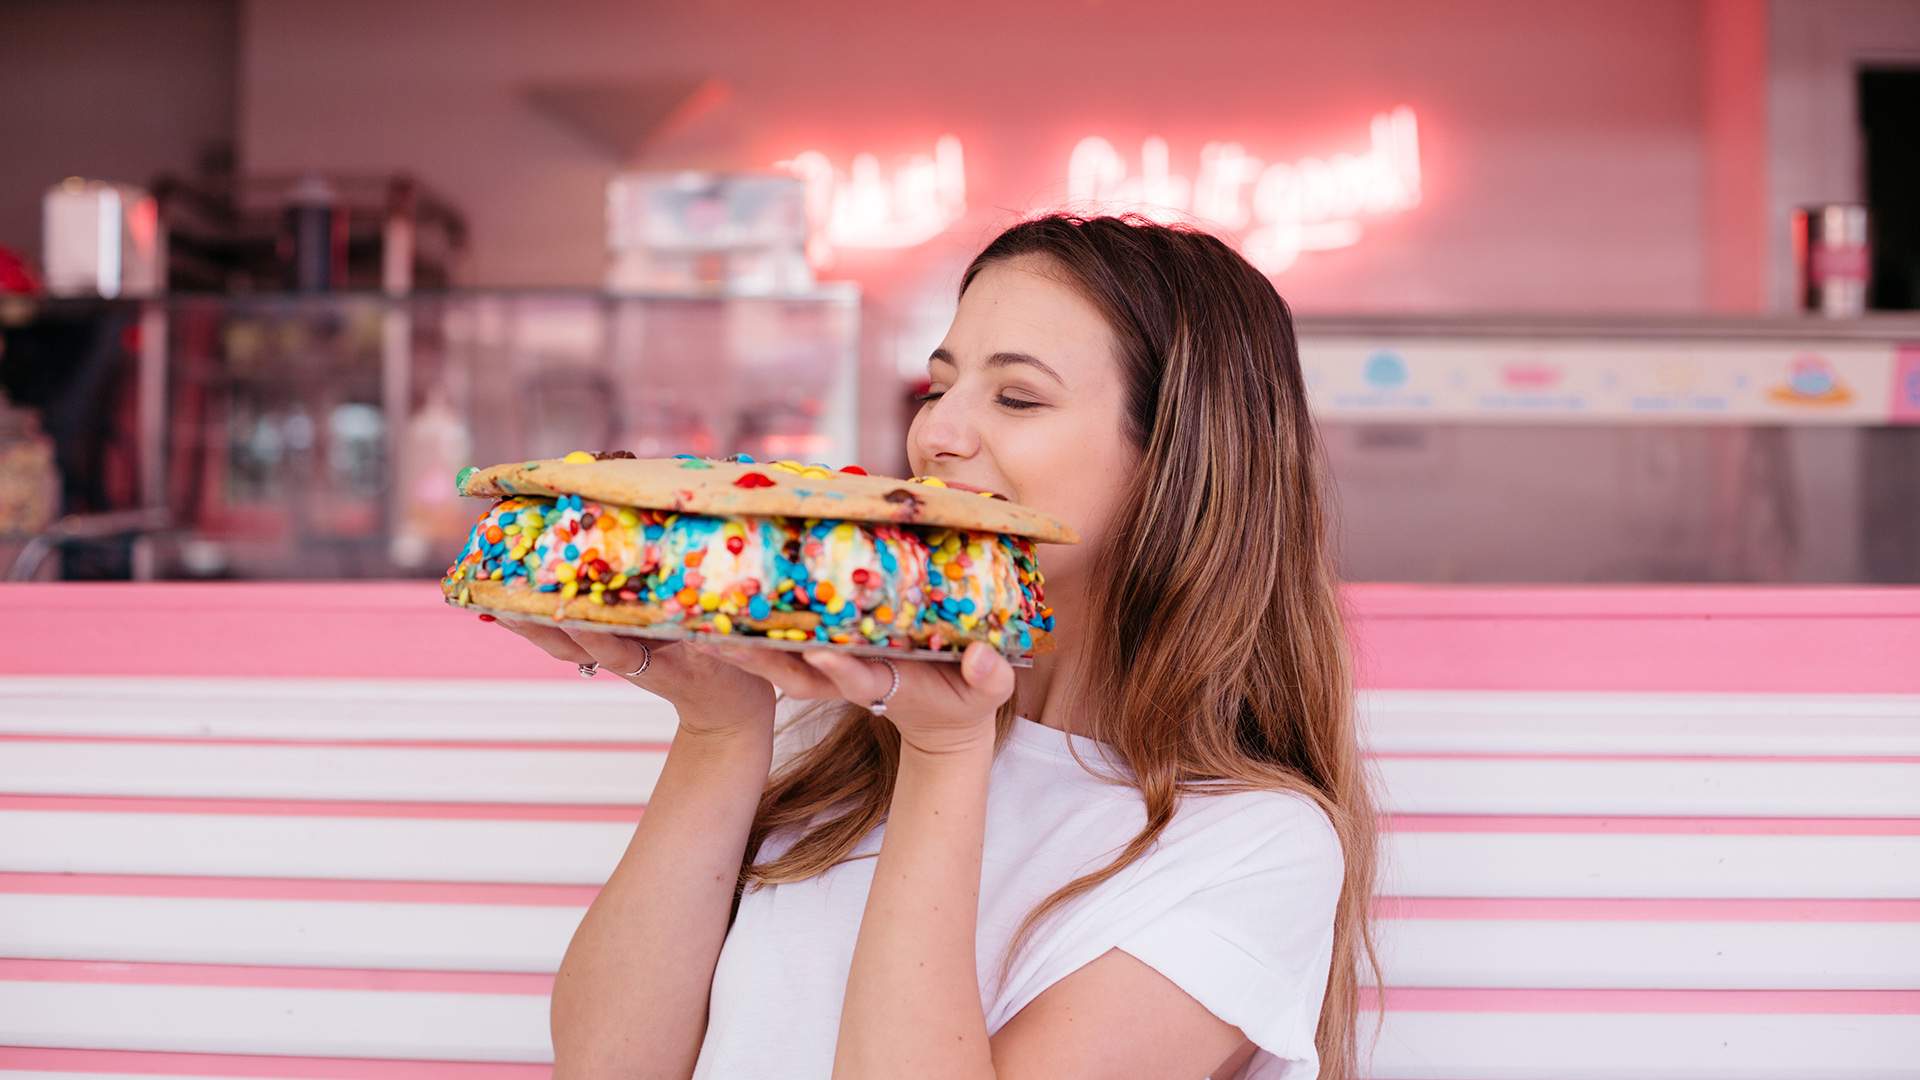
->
[1859, 67, 1920, 310]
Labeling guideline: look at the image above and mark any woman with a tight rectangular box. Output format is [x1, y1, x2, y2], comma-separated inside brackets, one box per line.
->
[506, 213, 1379, 1079]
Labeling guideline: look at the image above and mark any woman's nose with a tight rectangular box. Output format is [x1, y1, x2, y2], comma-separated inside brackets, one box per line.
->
[912, 393, 979, 463]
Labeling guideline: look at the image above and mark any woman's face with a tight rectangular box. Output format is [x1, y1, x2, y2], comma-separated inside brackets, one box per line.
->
[907, 254, 1140, 591]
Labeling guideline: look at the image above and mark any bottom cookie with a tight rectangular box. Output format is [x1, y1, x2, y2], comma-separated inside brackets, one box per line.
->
[448, 578, 1052, 663]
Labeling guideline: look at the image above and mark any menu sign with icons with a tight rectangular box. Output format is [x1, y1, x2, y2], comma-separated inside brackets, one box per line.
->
[1301, 338, 1917, 425]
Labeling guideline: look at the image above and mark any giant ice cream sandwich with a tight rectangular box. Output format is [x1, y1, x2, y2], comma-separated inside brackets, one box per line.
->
[441, 451, 1073, 663]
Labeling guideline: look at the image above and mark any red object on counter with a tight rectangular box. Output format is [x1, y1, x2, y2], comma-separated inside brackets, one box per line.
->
[0, 246, 42, 295]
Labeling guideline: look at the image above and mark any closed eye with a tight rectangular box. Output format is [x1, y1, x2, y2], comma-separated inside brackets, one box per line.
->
[913, 391, 1044, 411]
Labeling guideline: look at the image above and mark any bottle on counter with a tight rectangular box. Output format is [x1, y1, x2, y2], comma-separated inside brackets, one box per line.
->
[1793, 203, 1871, 318]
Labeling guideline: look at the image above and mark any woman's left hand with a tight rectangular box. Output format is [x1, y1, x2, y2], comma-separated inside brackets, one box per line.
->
[691, 638, 1014, 756]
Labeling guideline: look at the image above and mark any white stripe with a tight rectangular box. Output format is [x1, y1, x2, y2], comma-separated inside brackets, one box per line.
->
[1362, 1010, 1920, 1079]
[10, 741, 1918, 817]
[1382, 831, 1920, 898]
[9, 894, 1919, 991]
[0, 742, 666, 804]
[0, 676, 681, 742]
[0, 810, 631, 883]
[6, 811, 1919, 897]
[0, 894, 576, 973]
[1360, 688, 1920, 756]
[1373, 757, 1920, 817]
[6, 678, 1918, 757]
[1373, 919, 1920, 990]
[0, 981, 547, 1062]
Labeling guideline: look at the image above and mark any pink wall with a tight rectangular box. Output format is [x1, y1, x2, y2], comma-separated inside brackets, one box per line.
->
[238, 0, 1713, 314]
[0, 0, 237, 268]
[1701, 0, 1771, 312]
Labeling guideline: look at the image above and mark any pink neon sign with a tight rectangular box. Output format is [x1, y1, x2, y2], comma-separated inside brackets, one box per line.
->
[1067, 106, 1422, 273]
[775, 106, 1421, 275]
[775, 136, 967, 267]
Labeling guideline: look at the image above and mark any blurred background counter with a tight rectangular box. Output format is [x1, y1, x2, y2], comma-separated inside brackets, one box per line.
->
[2, 297, 1914, 585]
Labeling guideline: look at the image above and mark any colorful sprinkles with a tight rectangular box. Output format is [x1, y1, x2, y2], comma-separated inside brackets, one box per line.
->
[441, 454, 1053, 656]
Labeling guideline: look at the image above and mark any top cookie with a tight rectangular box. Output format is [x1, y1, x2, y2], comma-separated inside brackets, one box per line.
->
[456, 453, 1080, 545]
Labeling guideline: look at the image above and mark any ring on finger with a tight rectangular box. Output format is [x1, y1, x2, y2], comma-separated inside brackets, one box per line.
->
[867, 659, 901, 717]
[577, 662, 599, 679]
[621, 644, 653, 679]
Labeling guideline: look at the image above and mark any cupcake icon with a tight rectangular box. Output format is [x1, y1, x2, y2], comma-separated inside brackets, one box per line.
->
[1364, 351, 1409, 389]
[1768, 354, 1853, 406]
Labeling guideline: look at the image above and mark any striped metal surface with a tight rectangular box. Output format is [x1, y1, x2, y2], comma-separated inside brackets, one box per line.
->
[2, 583, 1918, 1077]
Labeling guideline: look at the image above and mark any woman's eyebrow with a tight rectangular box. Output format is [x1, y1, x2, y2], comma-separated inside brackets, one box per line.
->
[928, 347, 1066, 386]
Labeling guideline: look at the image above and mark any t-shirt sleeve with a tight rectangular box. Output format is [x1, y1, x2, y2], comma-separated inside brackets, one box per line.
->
[1112, 793, 1345, 1078]
[769, 695, 837, 773]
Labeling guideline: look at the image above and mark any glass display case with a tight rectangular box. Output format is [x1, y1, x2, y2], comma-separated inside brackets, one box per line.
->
[0, 286, 859, 580]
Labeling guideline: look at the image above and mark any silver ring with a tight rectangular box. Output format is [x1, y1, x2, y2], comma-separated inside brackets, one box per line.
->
[867, 659, 901, 717]
[577, 662, 599, 679]
[620, 644, 653, 679]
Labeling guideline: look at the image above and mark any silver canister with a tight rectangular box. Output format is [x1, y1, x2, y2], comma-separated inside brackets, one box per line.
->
[1793, 203, 1871, 318]
[41, 178, 163, 298]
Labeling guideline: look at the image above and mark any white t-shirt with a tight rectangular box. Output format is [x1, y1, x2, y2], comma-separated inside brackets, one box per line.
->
[691, 706, 1344, 1079]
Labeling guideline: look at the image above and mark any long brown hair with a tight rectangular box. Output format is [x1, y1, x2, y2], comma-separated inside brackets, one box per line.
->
[736, 212, 1380, 1078]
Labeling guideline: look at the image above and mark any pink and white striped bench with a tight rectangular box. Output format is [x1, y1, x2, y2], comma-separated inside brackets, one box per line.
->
[2, 583, 1917, 1077]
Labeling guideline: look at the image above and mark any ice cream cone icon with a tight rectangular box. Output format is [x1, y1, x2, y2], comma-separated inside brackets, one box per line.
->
[1768, 354, 1853, 406]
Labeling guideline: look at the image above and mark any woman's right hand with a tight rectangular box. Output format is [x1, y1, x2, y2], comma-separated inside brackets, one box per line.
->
[489, 617, 776, 740]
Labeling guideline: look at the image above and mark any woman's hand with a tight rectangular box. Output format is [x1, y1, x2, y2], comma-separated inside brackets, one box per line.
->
[699, 640, 1015, 756]
[488, 618, 776, 740]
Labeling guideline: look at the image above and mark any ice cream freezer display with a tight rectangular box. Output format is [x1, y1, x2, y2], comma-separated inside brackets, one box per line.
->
[1294, 314, 1920, 585]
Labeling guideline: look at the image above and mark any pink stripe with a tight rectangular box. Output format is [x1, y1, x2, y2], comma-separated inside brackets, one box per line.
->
[0, 733, 672, 753]
[11, 795, 1917, 834]
[1375, 897, 1920, 922]
[0, 872, 600, 906]
[7, 959, 1916, 1015]
[20, 581, 1916, 618]
[0, 794, 646, 820]
[1344, 583, 1920, 693]
[6, 582, 1920, 691]
[8, 735, 1912, 764]
[1363, 986, 1920, 1014]
[7, 874, 1913, 923]
[1370, 751, 1920, 765]
[1384, 814, 1920, 835]
[0, 1046, 548, 1077]
[0, 957, 550, 995]
[1350, 583, 1920, 618]
[0, 584, 576, 681]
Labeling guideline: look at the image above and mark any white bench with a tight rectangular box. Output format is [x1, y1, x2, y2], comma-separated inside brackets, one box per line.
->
[2, 583, 1916, 1077]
